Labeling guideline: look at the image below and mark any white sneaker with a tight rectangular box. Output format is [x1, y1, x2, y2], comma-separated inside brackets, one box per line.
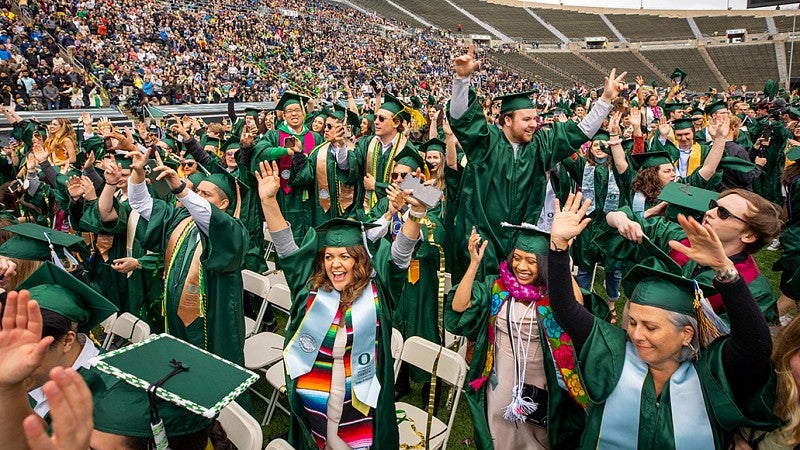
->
[767, 239, 781, 251]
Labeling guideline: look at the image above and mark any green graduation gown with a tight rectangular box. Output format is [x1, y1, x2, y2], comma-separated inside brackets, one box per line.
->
[445, 277, 605, 450]
[351, 132, 417, 211]
[576, 320, 780, 449]
[138, 198, 248, 366]
[448, 88, 594, 280]
[773, 173, 800, 295]
[649, 139, 722, 190]
[280, 229, 405, 450]
[250, 124, 323, 242]
[289, 142, 359, 226]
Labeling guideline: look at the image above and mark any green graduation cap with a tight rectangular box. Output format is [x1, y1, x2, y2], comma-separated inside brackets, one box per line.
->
[672, 118, 695, 131]
[244, 107, 261, 117]
[393, 145, 425, 171]
[331, 103, 359, 126]
[719, 156, 756, 173]
[495, 91, 536, 114]
[593, 129, 610, 142]
[632, 151, 673, 170]
[316, 218, 379, 248]
[18, 261, 118, 333]
[658, 182, 719, 222]
[500, 222, 549, 254]
[705, 100, 728, 116]
[418, 138, 446, 154]
[690, 108, 705, 119]
[222, 135, 240, 152]
[786, 146, 800, 162]
[789, 107, 800, 120]
[203, 167, 246, 215]
[625, 264, 715, 316]
[186, 171, 208, 189]
[664, 102, 689, 114]
[410, 96, 423, 110]
[380, 93, 408, 116]
[670, 68, 688, 85]
[276, 92, 310, 113]
[0, 223, 86, 261]
[90, 334, 258, 442]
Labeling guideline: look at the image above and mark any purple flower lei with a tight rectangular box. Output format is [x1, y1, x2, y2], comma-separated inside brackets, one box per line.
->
[498, 260, 547, 302]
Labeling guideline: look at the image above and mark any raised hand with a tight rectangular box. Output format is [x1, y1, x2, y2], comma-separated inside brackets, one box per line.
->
[66, 176, 85, 201]
[608, 110, 623, 135]
[467, 228, 488, 264]
[0, 256, 17, 286]
[713, 115, 730, 140]
[668, 214, 732, 271]
[254, 160, 281, 200]
[0, 291, 54, 387]
[31, 139, 48, 165]
[454, 43, 481, 78]
[636, 75, 644, 86]
[82, 150, 95, 170]
[658, 116, 672, 139]
[23, 367, 94, 450]
[79, 176, 96, 201]
[629, 106, 642, 128]
[103, 161, 123, 186]
[600, 68, 628, 102]
[550, 192, 592, 249]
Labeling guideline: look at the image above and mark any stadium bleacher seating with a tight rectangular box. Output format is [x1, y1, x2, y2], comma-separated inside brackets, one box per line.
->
[581, 50, 663, 84]
[488, 53, 575, 88]
[785, 45, 800, 82]
[455, 0, 559, 43]
[391, 0, 483, 34]
[707, 44, 779, 87]
[349, 0, 428, 28]
[532, 8, 616, 41]
[773, 14, 799, 33]
[607, 14, 695, 42]
[531, 52, 604, 85]
[693, 15, 769, 37]
[640, 47, 722, 89]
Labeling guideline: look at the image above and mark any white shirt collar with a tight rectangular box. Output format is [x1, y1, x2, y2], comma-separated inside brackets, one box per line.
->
[29, 335, 99, 418]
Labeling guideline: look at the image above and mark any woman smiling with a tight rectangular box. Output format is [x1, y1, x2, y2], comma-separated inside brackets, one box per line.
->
[256, 160, 424, 450]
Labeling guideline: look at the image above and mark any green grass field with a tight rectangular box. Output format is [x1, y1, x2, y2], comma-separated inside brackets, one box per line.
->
[253, 248, 789, 448]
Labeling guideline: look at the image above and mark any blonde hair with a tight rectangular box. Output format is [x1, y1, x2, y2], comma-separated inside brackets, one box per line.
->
[774, 316, 800, 446]
[6, 258, 43, 291]
[43, 118, 77, 159]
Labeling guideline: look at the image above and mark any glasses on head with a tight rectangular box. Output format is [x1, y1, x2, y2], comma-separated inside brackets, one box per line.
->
[390, 172, 409, 181]
[709, 199, 746, 224]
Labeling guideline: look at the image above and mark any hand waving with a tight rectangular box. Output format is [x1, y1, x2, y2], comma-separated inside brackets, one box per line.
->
[0, 291, 54, 388]
[454, 43, 481, 78]
[254, 160, 281, 201]
[550, 192, 592, 249]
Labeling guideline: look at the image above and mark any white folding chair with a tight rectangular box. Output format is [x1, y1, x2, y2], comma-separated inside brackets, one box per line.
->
[242, 270, 271, 337]
[217, 401, 262, 450]
[391, 327, 404, 375]
[394, 336, 467, 450]
[98, 312, 117, 337]
[265, 438, 295, 450]
[263, 223, 275, 261]
[262, 362, 290, 426]
[102, 312, 150, 350]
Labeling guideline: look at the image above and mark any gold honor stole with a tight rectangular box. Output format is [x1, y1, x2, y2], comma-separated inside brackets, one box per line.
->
[316, 143, 354, 214]
[164, 217, 204, 328]
[675, 143, 703, 178]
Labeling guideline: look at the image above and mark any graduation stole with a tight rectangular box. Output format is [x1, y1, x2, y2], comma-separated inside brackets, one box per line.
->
[580, 161, 620, 215]
[285, 284, 381, 449]
[278, 127, 315, 195]
[597, 342, 714, 450]
[163, 217, 204, 330]
[364, 133, 406, 212]
[315, 142, 354, 213]
[675, 143, 703, 179]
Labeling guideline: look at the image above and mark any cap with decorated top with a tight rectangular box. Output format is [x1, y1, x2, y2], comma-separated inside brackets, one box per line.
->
[670, 68, 688, 85]
[316, 217, 380, 249]
[657, 182, 719, 222]
[494, 91, 537, 114]
[625, 264, 715, 316]
[90, 334, 257, 442]
[18, 261, 118, 333]
[0, 223, 87, 261]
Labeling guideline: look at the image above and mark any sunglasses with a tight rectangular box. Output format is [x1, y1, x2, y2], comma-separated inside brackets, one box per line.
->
[182, 162, 196, 167]
[375, 115, 392, 123]
[391, 172, 409, 181]
[709, 199, 746, 224]
[324, 123, 340, 130]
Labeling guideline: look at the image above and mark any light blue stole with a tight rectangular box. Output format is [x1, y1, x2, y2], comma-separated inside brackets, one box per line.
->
[284, 283, 381, 409]
[598, 342, 715, 450]
[581, 163, 620, 215]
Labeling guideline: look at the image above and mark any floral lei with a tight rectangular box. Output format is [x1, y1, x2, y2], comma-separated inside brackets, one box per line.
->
[469, 261, 589, 410]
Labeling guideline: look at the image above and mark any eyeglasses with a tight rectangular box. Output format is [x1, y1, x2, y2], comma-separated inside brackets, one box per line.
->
[390, 172, 408, 181]
[709, 199, 746, 224]
[284, 107, 303, 115]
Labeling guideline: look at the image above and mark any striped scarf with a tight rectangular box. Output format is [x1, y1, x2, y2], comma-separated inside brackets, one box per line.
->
[296, 294, 381, 449]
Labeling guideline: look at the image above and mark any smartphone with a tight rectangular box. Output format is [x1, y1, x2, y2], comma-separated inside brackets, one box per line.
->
[343, 125, 353, 139]
[144, 160, 172, 199]
[284, 136, 297, 148]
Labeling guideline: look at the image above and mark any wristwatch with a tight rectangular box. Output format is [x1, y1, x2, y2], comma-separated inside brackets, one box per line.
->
[713, 266, 739, 283]
[171, 180, 187, 195]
